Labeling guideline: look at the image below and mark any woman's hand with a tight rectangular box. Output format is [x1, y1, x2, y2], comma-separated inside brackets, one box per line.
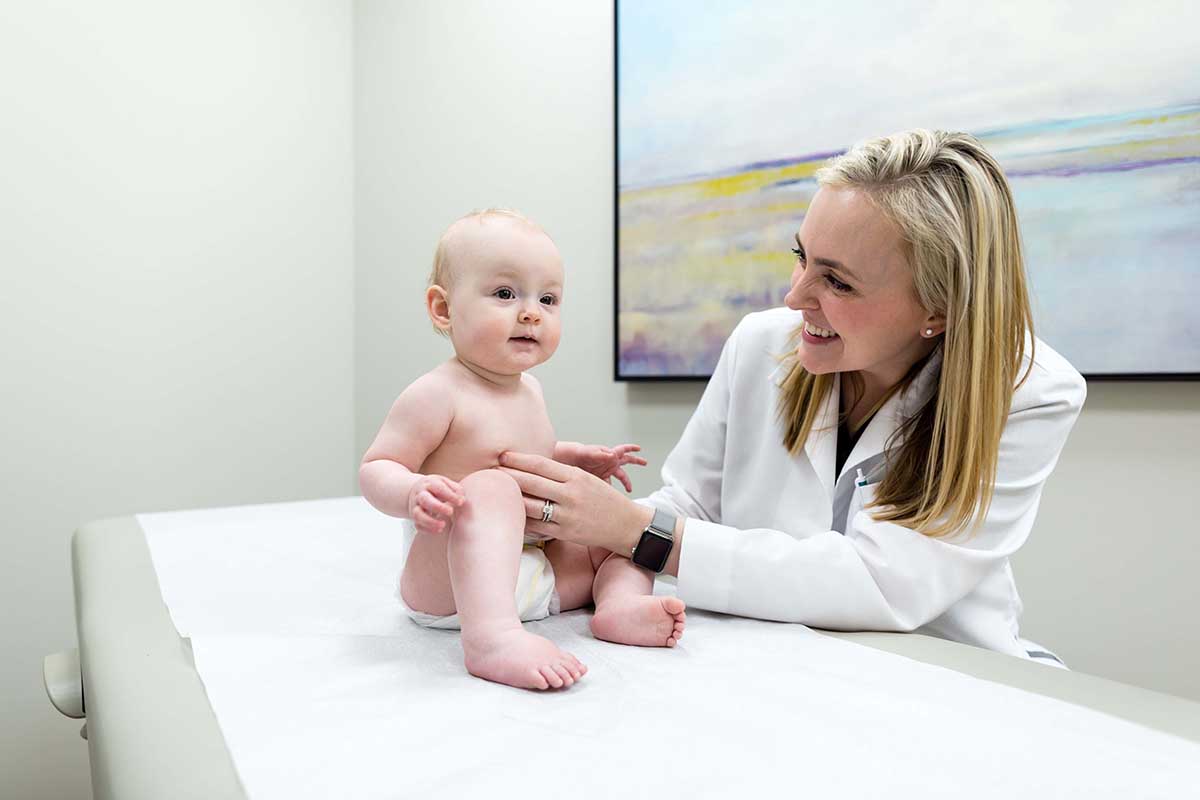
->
[498, 451, 653, 552]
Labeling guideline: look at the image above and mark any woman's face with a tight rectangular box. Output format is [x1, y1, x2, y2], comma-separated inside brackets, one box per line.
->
[784, 187, 943, 390]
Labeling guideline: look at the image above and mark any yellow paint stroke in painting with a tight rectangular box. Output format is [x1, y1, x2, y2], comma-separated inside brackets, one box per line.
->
[1093, 131, 1200, 160]
[621, 157, 829, 204]
[682, 199, 813, 223]
[1128, 109, 1200, 128]
[694, 159, 824, 198]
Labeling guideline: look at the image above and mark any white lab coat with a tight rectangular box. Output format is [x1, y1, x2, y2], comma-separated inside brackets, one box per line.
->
[643, 307, 1086, 659]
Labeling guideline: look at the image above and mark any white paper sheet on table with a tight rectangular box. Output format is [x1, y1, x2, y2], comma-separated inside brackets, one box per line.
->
[141, 498, 1200, 799]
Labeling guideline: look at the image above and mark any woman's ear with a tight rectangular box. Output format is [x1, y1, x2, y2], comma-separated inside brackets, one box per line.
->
[922, 312, 947, 338]
[426, 285, 452, 333]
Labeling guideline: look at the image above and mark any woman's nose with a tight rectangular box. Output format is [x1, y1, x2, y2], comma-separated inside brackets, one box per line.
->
[784, 266, 815, 311]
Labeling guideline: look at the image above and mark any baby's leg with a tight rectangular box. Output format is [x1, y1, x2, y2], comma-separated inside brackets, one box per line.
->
[590, 552, 686, 648]
[450, 470, 585, 690]
[543, 539, 600, 611]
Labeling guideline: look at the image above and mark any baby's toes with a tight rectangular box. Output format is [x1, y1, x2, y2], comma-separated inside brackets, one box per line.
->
[662, 596, 686, 617]
[538, 665, 564, 689]
[528, 668, 550, 691]
[552, 663, 574, 687]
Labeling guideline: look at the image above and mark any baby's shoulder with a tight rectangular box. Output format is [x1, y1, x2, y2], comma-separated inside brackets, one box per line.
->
[395, 364, 458, 409]
[519, 371, 544, 396]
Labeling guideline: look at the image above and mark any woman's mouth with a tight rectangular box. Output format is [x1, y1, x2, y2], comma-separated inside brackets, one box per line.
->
[801, 321, 840, 345]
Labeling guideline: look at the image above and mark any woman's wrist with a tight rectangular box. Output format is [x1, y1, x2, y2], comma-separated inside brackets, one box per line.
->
[619, 502, 683, 578]
[619, 501, 656, 557]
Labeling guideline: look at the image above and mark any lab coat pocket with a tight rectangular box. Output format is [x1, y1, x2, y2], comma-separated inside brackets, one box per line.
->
[846, 483, 879, 533]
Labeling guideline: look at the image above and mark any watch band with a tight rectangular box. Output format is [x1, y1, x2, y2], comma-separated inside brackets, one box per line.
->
[631, 508, 676, 573]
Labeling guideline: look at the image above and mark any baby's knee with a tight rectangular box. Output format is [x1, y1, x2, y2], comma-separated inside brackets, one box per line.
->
[460, 468, 521, 503]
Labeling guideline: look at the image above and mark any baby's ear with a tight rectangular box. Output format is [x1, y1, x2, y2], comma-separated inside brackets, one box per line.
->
[426, 285, 452, 335]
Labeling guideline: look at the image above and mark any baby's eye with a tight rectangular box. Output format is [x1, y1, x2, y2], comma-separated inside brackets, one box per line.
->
[494, 288, 515, 300]
[540, 294, 558, 306]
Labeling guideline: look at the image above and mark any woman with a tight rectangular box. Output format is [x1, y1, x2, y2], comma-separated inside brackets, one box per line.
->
[499, 129, 1086, 664]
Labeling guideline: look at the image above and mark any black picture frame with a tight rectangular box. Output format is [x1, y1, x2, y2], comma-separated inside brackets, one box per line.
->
[612, 2, 1199, 383]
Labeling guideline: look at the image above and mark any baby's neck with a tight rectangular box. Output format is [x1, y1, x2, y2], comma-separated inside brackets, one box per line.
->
[452, 356, 523, 389]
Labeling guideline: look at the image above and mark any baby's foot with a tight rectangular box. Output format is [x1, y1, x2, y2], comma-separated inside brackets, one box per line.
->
[591, 595, 686, 648]
[461, 626, 587, 690]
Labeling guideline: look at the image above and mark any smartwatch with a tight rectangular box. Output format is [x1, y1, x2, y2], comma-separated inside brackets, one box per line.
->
[631, 508, 676, 573]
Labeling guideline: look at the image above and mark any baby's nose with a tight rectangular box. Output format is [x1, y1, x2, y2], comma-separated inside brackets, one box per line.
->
[519, 307, 540, 323]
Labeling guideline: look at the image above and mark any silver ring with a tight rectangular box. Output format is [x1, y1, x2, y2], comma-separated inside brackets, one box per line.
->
[541, 499, 555, 524]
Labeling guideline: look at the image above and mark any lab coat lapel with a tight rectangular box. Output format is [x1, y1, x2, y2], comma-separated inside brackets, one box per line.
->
[802, 373, 840, 504]
[836, 344, 944, 485]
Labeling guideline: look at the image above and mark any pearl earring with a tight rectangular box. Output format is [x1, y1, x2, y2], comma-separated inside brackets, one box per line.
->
[925, 328, 934, 336]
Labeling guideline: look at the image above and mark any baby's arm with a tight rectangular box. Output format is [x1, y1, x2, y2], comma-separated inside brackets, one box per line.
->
[360, 373, 464, 533]
[553, 442, 648, 493]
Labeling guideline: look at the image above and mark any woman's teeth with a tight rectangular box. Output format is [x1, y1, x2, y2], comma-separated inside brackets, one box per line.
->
[804, 322, 838, 338]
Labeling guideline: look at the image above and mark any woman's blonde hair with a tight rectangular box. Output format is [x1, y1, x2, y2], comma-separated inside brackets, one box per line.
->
[777, 129, 1035, 538]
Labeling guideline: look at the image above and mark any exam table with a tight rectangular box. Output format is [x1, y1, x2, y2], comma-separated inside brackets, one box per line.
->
[50, 503, 1200, 800]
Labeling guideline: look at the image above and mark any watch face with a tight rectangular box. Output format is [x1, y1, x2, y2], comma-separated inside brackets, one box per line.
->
[636, 530, 672, 570]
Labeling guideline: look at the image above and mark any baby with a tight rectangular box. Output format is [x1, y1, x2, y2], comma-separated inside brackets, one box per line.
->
[360, 209, 686, 691]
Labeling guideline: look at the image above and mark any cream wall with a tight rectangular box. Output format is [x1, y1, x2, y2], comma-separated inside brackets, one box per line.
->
[2, 3, 1196, 797]
[354, 0, 1200, 702]
[0, 2, 355, 798]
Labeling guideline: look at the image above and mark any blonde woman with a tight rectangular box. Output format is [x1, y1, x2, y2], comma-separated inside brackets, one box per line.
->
[496, 129, 1086, 665]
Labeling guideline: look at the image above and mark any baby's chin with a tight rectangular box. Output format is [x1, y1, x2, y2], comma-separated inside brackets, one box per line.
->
[457, 350, 557, 377]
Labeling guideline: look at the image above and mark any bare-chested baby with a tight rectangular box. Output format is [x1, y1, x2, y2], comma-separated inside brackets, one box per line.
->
[360, 209, 686, 691]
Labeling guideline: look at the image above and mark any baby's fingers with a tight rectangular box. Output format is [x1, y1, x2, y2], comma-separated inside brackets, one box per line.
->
[413, 507, 447, 535]
[613, 467, 633, 493]
[418, 491, 455, 520]
[431, 477, 466, 506]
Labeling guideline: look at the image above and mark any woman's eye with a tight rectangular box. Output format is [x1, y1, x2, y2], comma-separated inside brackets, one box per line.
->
[495, 288, 515, 300]
[826, 275, 852, 293]
[540, 295, 557, 306]
[791, 246, 805, 264]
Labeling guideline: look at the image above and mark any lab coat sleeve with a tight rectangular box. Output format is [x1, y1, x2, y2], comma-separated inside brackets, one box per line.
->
[662, 352, 1087, 632]
[639, 321, 736, 527]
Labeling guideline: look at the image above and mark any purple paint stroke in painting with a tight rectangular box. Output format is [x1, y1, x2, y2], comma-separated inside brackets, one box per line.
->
[1008, 156, 1200, 179]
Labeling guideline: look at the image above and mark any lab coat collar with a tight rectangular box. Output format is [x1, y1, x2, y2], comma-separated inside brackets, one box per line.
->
[800, 344, 945, 501]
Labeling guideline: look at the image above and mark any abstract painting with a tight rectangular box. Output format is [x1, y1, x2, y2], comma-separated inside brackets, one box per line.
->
[616, 0, 1200, 379]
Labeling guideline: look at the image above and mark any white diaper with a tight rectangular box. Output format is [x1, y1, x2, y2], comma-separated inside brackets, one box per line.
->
[400, 523, 560, 631]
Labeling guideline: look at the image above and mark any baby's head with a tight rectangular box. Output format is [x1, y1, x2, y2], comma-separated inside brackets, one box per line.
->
[426, 209, 564, 376]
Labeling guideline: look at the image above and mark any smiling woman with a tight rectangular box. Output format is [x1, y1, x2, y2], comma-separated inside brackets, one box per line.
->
[501, 129, 1087, 667]
[780, 132, 1034, 540]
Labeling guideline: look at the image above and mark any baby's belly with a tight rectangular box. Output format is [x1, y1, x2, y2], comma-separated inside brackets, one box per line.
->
[421, 440, 555, 483]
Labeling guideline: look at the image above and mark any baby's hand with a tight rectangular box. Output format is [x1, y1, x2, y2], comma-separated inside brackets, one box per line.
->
[574, 444, 648, 493]
[407, 474, 466, 535]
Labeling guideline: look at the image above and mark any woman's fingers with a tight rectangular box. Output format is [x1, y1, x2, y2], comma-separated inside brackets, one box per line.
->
[498, 451, 574, 481]
[498, 466, 567, 504]
[522, 496, 549, 521]
[523, 519, 554, 540]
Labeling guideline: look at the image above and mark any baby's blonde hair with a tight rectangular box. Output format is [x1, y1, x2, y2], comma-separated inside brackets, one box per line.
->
[427, 208, 543, 336]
